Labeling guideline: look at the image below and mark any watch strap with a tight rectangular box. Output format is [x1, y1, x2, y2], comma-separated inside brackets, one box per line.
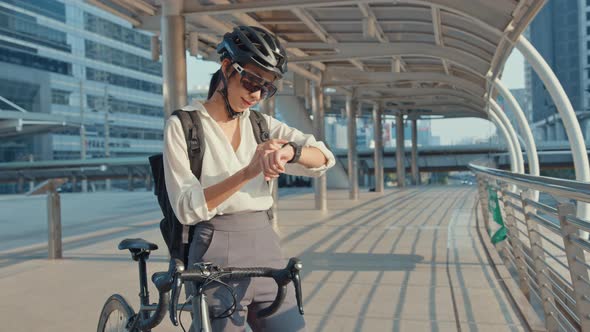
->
[284, 142, 302, 164]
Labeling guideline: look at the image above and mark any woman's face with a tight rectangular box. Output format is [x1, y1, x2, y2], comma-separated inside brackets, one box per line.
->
[222, 60, 276, 113]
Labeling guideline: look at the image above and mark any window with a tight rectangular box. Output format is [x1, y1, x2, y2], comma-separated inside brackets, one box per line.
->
[0, 47, 71, 75]
[0, 7, 70, 52]
[84, 40, 161, 76]
[84, 12, 151, 50]
[86, 68, 162, 94]
[51, 89, 70, 105]
[2, 0, 66, 22]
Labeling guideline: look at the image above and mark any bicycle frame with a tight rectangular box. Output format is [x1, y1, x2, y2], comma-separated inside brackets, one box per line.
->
[136, 275, 213, 332]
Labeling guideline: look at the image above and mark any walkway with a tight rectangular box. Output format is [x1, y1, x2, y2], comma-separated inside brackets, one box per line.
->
[0, 186, 527, 331]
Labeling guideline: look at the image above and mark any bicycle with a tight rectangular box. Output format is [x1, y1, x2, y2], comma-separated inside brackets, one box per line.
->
[97, 238, 304, 332]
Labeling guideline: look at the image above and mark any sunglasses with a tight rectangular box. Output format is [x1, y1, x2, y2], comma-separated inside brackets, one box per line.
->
[232, 63, 277, 99]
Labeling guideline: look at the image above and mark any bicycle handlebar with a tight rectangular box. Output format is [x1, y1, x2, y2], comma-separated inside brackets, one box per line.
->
[167, 257, 304, 327]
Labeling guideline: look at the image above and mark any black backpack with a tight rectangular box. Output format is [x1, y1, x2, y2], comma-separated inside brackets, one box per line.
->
[149, 108, 271, 266]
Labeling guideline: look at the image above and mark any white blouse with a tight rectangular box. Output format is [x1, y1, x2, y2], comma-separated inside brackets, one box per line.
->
[163, 100, 336, 225]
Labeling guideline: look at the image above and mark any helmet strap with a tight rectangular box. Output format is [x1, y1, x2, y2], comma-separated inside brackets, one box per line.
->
[218, 65, 241, 120]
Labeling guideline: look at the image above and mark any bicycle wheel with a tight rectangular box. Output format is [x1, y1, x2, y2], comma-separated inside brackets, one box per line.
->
[97, 294, 136, 332]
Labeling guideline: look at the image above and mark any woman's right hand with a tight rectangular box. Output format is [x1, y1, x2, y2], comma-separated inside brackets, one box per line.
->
[244, 139, 288, 180]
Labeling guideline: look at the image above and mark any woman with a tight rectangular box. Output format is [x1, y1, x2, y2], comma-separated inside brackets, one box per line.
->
[163, 26, 335, 331]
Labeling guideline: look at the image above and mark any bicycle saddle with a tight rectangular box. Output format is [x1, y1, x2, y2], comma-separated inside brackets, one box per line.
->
[118, 238, 158, 252]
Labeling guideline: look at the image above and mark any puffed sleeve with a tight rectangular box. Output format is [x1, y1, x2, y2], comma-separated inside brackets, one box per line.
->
[262, 113, 336, 177]
[163, 115, 218, 225]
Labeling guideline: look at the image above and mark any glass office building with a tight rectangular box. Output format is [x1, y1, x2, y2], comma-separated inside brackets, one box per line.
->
[0, 0, 164, 162]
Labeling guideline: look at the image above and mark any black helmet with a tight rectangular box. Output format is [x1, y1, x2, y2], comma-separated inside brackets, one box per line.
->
[217, 26, 287, 79]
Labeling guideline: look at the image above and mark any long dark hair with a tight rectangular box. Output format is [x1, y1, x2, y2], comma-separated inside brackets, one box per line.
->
[207, 69, 222, 99]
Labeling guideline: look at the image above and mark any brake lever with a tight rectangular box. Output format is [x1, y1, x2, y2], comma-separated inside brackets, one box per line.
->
[288, 258, 304, 315]
[168, 259, 184, 326]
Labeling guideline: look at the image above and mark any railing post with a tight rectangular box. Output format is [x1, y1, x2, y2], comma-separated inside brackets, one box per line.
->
[558, 203, 590, 331]
[47, 189, 63, 259]
[522, 192, 559, 331]
[30, 179, 67, 259]
[499, 185, 531, 299]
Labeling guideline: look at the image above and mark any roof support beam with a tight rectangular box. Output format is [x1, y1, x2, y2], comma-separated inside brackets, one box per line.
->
[291, 8, 337, 44]
[431, 6, 450, 75]
[289, 43, 489, 74]
[358, 3, 388, 43]
[86, 0, 141, 26]
[391, 56, 407, 72]
[290, 8, 364, 70]
[116, 0, 156, 15]
[323, 70, 484, 96]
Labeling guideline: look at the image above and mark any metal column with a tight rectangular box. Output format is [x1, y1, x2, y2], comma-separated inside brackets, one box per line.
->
[395, 113, 405, 188]
[517, 35, 590, 232]
[494, 79, 539, 177]
[104, 110, 111, 191]
[347, 90, 359, 200]
[261, 96, 281, 222]
[490, 101, 524, 174]
[489, 112, 518, 173]
[411, 117, 420, 185]
[79, 80, 87, 192]
[161, 0, 187, 119]
[373, 102, 384, 193]
[311, 80, 327, 210]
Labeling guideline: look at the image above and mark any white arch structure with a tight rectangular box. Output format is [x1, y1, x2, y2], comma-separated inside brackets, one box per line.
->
[88, 0, 589, 222]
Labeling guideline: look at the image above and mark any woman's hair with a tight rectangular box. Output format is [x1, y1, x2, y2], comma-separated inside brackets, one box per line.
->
[207, 69, 222, 99]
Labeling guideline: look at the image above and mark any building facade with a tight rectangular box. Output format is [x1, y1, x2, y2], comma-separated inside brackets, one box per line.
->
[528, 0, 584, 125]
[0, 0, 164, 162]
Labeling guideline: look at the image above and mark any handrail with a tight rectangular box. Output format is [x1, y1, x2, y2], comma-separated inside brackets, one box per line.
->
[469, 163, 590, 203]
[471, 161, 590, 331]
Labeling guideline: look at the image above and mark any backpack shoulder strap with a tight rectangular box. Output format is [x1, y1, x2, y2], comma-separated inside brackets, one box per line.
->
[171, 109, 205, 180]
[249, 110, 274, 214]
[249, 110, 270, 144]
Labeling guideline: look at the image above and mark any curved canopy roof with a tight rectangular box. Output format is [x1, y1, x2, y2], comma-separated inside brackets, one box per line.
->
[89, 0, 546, 118]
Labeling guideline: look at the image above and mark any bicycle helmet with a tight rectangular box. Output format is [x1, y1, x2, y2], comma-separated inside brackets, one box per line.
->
[217, 26, 287, 79]
[214, 26, 288, 119]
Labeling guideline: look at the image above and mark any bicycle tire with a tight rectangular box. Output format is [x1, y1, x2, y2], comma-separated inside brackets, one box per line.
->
[97, 294, 136, 332]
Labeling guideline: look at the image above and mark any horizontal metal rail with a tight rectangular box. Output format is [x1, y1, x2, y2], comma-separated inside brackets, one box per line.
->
[525, 198, 558, 215]
[566, 215, 590, 234]
[534, 229, 565, 251]
[527, 212, 561, 235]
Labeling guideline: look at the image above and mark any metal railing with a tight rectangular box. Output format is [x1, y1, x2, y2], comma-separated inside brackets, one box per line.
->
[470, 163, 590, 332]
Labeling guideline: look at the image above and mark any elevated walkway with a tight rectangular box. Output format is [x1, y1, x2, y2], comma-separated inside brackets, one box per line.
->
[0, 186, 532, 331]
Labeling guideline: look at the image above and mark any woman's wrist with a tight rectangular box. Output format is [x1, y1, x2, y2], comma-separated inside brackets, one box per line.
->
[281, 143, 295, 161]
[282, 142, 302, 164]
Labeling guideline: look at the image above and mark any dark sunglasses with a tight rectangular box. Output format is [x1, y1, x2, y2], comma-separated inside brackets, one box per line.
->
[232, 63, 277, 99]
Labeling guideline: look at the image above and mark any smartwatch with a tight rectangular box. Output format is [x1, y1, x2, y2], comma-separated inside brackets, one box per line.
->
[283, 142, 302, 164]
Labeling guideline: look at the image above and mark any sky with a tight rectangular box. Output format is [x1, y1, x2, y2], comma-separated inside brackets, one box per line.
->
[429, 50, 525, 145]
[187, 50, 526, 145]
